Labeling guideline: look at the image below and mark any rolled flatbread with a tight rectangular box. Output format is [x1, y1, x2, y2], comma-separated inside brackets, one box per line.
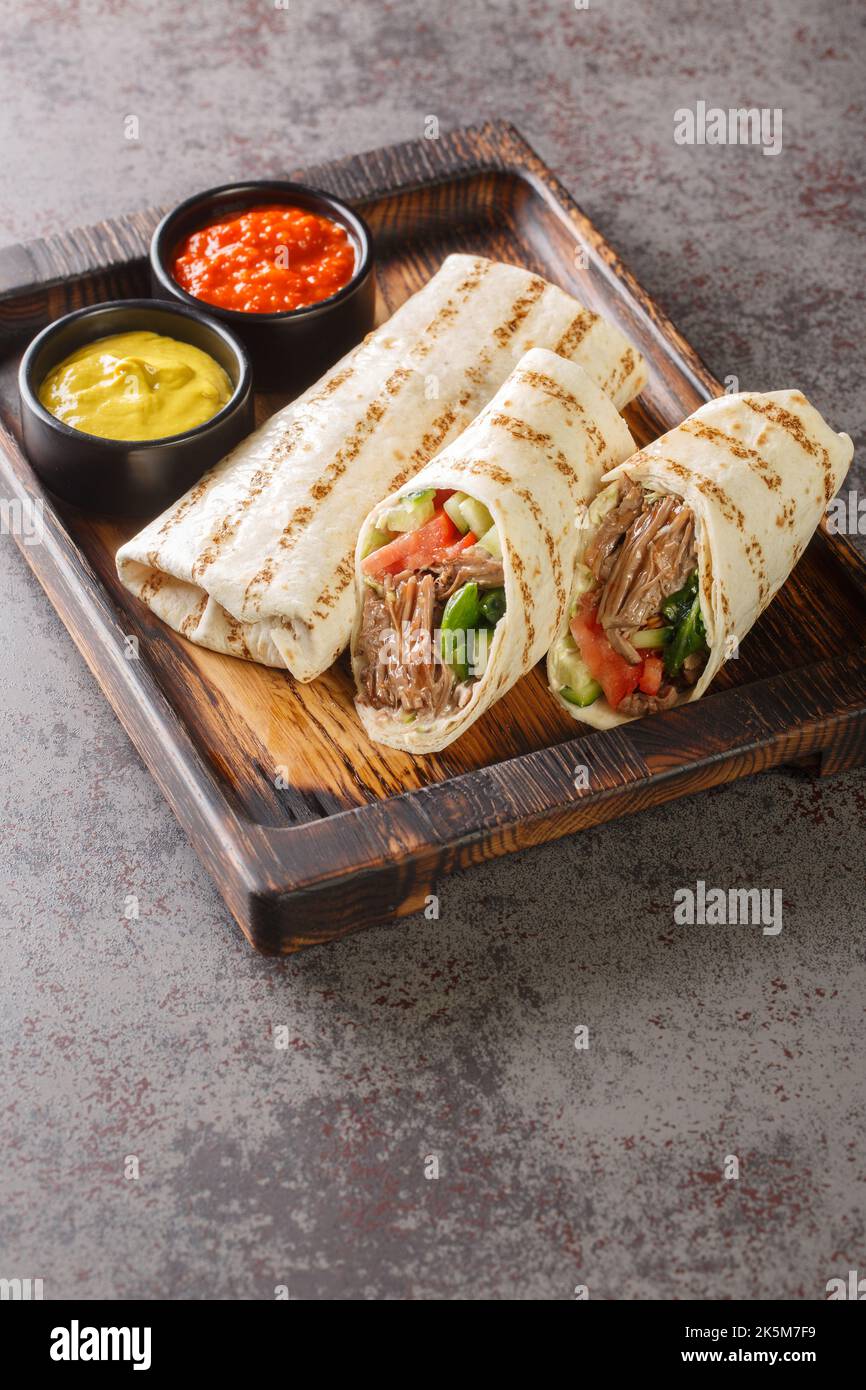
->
[547, 389, 853, 728]
[350, 347, 636, 753]
[116, 254, 646, 681]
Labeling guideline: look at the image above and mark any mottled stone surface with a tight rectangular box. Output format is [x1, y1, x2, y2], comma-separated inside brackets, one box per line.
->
[1, 0, 864, 1300]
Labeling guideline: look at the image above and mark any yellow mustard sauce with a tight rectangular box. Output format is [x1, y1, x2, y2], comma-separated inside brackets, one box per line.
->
[38, 331, 232, 441]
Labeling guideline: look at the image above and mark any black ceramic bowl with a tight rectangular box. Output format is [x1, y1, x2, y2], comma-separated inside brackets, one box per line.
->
[19, 299, 253, 517]
[149, 180, 376, 390]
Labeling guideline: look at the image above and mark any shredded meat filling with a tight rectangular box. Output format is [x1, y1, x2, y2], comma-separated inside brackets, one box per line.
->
[584, 480, 644, 582]
[596, 493, 696, 661]
[356, 547, 505, 718]
[580, 476, 709, 710]
[433, 545, 507, 599]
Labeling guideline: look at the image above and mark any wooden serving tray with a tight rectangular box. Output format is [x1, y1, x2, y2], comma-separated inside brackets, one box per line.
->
[2, 121, 865, 953]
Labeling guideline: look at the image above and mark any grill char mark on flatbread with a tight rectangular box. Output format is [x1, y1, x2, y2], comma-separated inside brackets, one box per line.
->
[679, 419, 783, 492]
[694, 476, 746, 530]
[511, 367, 608, 459]
[160, 366, 355, 544]
[310, 367, 414, 503]
[453, 457, 514, 488]
[310, 555, 355, 621]
[217, 364, 413, 597]
[743, 396, 835, 500]
[408, 257, 491, 361]
[307, 388, 479, 620]
[139, 570, 164, 605]
[485, 413, 551, 453]
[506, 543, 536, 664]
[602, 347, 637, 400]
[554, 308, 597, 358]
[492, 277, 547, 346]
[180, 593, 208, 638]
[158, 465, 220, 539]
[514, 485, 566, 619]
[636, 451, 747, 531]
[241, 364, 417, 607]
[223, 615, 252, 660]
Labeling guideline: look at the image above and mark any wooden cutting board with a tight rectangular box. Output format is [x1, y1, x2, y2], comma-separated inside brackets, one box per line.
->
[1, 120, 864, 951]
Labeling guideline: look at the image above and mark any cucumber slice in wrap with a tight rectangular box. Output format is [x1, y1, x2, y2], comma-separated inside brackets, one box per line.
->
[381, 488, 436, 533]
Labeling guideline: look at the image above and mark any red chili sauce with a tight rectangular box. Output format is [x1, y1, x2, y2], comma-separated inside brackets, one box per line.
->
[172, 204, 356, 314]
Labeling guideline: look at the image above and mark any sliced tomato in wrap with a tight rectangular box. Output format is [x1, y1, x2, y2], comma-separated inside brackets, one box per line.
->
[570, 603, 641, 710]
[361, 510, 461, 578]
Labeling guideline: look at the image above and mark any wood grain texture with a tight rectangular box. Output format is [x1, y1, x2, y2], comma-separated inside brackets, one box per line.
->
[1, 120, 864, 953]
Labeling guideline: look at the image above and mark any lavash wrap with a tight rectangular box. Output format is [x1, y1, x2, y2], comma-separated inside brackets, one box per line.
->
[116, 253, 646, 682]
[547, 389, 854, 729]
[350, 347, 636, 754]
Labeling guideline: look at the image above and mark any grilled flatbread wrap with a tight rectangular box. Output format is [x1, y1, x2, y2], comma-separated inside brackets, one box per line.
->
[116, 254, 646, 681]
[547, 390, 853, 729]
[351, 347, 636, 753]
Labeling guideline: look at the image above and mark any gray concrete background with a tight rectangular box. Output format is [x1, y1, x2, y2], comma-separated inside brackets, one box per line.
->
[1, 0, 864, 1300]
